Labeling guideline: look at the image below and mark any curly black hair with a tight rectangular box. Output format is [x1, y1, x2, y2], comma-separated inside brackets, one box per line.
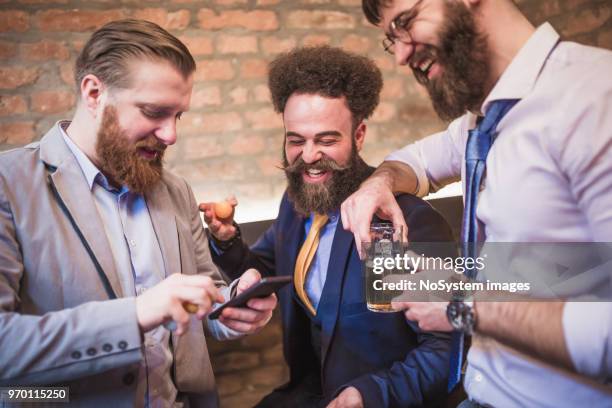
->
[268, 45, 383, 125]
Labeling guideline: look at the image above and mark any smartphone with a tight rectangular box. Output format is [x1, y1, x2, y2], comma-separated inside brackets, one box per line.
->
[208, 275, 292, 320]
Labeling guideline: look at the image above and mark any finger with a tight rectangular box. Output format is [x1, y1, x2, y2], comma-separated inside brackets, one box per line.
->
[340, 197, 352, 232]
[389, 204, 409, 243]
[168, 302, 191, 335]
[222, 306, 272, 324]
[198, 202, 214, 212]
[237, 269, 261, 294]
[247, 293, 277, 311]
[218, 316, 257, 333]
[226, 195, 238, 208]
[391, 301, 410, 311]
[355, 210, 373, 260]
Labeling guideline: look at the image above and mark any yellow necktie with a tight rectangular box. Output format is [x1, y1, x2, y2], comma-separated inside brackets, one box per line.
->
[294, 213, 329, 315]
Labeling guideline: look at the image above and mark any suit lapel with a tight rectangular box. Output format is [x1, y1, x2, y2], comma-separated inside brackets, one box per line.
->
[144, 182, 180, 278]
[319, 217, 354, 365]
[43, 128, 124, 298]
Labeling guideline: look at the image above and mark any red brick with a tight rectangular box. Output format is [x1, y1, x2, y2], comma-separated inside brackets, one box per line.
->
[251, 84, 270, 103]
[257, 155, 283, 176]
[0, 95, 27, 115]
[36, 9, 125, 32]
[302, 34, 331, 46]
[371, 102, 396, 123]
[381, 78, 405, 99]
[256, 0, 282, 5]
[245, 107, 282, 130]
[0, 95, 28, 116]
[18, 0, 68, 3]
[261, 36, 297, 55]
[0, 67, 39, 89]
[374, 56, 394, 71]
[0, 10, 30, 33]
[229, 135, 265, 156]
[337, 0, 361, 5]
[300, 0, 330, 3]
[287, 11, 355, 29]
[182, 136, 225, 160]
[1, 121, 35, 145]
[132, 9, 191, 30]
[194, 60, 235, 81]
[341, 34, 372, 53]
[229, 86, 248, 105]
[180, 112, 242, 135]
[179, 36, 213, 56]
[215, 0, 247, 4]
[561, 5, 611, 36]
[31, 90, 76, 114]
[198, 9, 278, 31]
[216, 35, 258, 54]
[191, 86, 222, 108]
[60, 63, 75, 86]
[0, 41, 17, 59]
[240, 59, 267, 79]
[20, 40, 70, 61]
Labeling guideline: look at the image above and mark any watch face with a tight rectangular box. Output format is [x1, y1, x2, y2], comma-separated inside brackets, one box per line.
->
[447, 301, 474, 333]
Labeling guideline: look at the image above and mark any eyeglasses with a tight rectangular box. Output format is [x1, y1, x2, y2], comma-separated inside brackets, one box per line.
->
[381, 0, 424, 55]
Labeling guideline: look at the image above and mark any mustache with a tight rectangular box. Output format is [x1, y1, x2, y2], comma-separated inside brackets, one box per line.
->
[134, 137, 167, 153]
[281, 155, 350, 174]
[410, 46, 438, 85]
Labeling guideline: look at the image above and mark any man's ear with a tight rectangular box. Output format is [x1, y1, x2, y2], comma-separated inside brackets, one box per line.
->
[354, 122, 367, 152]
[79, 74, 106, 117]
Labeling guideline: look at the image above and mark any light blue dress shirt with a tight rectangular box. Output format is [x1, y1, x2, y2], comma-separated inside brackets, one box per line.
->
[303, 211, 339, 312]
[60, 123, 176, 407]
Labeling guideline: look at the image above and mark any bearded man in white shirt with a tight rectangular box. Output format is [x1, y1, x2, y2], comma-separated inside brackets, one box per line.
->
[341, 0, 612, 407]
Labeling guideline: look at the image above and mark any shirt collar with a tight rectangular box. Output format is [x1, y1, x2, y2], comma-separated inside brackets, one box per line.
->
[481, 22, 560, 114]
[59, 121, 122, 193]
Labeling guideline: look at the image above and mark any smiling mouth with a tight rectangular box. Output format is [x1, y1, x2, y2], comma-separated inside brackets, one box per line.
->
[413, 56, 436, 79]
[138, 147, 161, 160]
[303, 168, 330, 183]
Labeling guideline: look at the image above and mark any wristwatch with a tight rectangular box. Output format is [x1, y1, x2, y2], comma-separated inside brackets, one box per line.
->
[446, 299, 477, 335]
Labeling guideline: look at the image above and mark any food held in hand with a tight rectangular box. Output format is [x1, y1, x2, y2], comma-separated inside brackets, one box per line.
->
[213, 201, 233, 220]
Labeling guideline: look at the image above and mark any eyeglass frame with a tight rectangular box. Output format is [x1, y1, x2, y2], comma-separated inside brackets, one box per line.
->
[381, 0, 425, 55]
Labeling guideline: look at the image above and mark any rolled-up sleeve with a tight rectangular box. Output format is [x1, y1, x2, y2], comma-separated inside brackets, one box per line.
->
[385, 116, 468, 197]
[562, 300, 612, 381]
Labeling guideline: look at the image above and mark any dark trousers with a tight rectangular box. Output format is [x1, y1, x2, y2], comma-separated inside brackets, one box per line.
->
[254, 372, 323, 408]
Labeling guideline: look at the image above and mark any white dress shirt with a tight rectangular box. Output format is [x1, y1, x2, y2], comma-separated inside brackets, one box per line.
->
[386, 23, 612, 407]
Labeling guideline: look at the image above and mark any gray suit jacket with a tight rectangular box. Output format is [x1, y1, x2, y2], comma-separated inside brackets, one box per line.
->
[0, 125, 225, 406]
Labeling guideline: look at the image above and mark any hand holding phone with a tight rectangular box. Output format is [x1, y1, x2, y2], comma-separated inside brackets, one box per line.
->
[209, 275, 292, 320]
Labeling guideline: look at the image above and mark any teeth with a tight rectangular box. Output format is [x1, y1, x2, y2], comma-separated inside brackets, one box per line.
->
[419, 59, 434, 73]
[307, 169, 324, 176]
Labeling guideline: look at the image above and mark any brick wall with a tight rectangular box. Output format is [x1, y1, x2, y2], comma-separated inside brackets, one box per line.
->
[0, 0, 610, 406]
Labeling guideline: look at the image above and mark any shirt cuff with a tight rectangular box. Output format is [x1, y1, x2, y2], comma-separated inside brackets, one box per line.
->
[205, 283, 243, 341]
[385, 148, 430, 197]
[562, 299, 612, 380]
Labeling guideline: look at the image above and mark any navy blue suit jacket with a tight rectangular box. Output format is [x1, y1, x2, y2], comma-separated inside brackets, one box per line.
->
[211, 191, 454, 407]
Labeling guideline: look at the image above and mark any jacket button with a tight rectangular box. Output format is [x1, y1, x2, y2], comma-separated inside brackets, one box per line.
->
[71, 351, 82, 359]
[122, 372, 135, 386]
[118, 340, 128, 350]
[86, 347, 97, 356]
[102, 343, 113, 352]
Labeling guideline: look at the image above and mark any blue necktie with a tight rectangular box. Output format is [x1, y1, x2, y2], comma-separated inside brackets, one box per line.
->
[447, 99, 519, 392]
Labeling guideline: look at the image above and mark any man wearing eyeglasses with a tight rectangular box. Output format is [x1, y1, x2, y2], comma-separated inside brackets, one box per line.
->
[341, 0, 612, 407]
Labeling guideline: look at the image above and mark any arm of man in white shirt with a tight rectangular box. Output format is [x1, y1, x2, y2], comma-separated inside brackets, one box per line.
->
[341, 118, 466, 253]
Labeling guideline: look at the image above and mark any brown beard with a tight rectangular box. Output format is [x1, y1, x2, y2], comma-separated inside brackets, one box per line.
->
[413, 1, 490, 122]
[95, 105, 166, 194]
[282, 141, 371, 216]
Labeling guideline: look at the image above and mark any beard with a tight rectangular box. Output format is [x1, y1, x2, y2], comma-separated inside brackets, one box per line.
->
[283, 142, 371, 216]
[412, 1, 491, 121]
[95, 105, 166, 194]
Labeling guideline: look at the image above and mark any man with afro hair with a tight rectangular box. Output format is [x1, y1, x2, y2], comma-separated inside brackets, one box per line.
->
[202, 46, 454, 407]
